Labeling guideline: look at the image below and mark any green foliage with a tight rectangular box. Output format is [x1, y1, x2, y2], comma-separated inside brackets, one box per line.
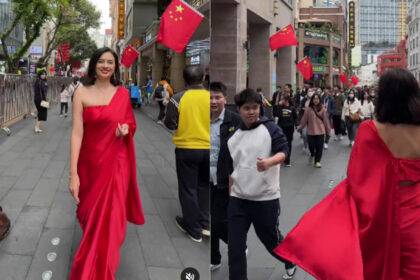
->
[0, 0, 100, 72]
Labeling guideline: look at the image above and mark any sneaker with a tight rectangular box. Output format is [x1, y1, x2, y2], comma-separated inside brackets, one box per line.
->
[156, 120, 163, 125]
[175, 216, 202, 243]
[308, 156, 314, 164]
[285, 164, 292, 167]
[210, 263, 222, 271]
[324, 143, 328, 149]
[64, 113, 67, 118]
[282, 266, 297, 279]
[339, 135, 343, 141]
[314, 162, 322, 168]
[202, 228, 210, 237]
[334, 136, 339, 141]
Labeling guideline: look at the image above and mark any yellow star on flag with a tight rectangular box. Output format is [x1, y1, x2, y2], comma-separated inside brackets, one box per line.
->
[176, 5, 184, 13]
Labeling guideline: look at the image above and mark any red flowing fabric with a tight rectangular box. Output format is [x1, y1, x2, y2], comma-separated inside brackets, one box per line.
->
[275, 120, 420, 280]
[70, 86, 145, 280]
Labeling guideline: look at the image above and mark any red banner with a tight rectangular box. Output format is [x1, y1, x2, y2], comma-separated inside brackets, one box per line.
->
[269, 24, 298, 51]
[297, 57, 313, 81]
[121, 45, 140, 68]
[157, 0, 204, 53]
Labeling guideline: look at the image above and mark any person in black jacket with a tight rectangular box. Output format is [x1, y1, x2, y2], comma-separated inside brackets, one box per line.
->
[274, 89, 298, 167]
[209, 82, 242, 271]
[33, 71, 48, 133]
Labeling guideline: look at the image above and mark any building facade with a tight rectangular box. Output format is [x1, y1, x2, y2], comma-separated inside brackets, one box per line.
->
[0, 0, 25, 73]
[377, 39, 407, 76]
[210, 0, 295, 102]
[408, 0, 420, 81]
[357, 0, 409, 65]
[117, 0, 209, 92]
[297, 6, 347, 88]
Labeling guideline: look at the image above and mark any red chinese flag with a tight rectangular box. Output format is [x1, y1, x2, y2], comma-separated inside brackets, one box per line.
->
[297, 57, 313, 81]
[157, 0, 204, 53]
[269, 24, 298, 51]
[121, 45, 140, 68]
[351, 75, 359, 86]
[339, 73, 348, 84]
[60, 43, 71, 63]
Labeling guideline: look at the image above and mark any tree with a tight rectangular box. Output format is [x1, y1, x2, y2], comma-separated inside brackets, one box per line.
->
[36, 0, 100, 68]
[0, 0, 55, 73]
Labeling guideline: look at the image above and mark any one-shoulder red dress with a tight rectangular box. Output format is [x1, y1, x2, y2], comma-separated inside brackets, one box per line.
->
[69, 87, 145, 280]
[275, 120, 420, 280]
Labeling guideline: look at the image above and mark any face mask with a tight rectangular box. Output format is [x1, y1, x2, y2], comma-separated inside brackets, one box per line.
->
[40, 74, 46, 79]
[349, 94, 355, 99]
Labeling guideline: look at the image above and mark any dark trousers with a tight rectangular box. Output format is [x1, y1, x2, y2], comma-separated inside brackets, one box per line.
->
[228, 197, 294, 280]
[210, 185, 229, 265]
[332, 115, 343, 136]
[281, 126, 294, 165]
[307, 134, 324, 163]
[345, 117, 360, 141]
[157, 100, 166, 121]
[175, 148, 209, 237]
[60, 102, 68, 114]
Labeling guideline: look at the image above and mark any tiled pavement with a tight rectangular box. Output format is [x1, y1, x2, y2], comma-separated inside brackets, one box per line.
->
[0, 103, 209, 280]
[0, 101, 352, 280]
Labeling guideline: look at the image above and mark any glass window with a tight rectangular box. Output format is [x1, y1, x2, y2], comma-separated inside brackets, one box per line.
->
[303, 45, 328, 65]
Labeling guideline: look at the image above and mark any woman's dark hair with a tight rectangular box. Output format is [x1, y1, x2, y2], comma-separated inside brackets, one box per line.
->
[209, 82, 227, 96]
[309, 93, 323, 112]
[360, 91, 372, 105]
[83, 47, 121, 86]
[347, 89, 357, 103]
[376, 68, 420, 124]
[234, 88, 262, 108]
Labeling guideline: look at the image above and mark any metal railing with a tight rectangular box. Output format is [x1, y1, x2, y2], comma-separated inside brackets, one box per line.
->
[187, 0, 209, 9]
[0, 75, 72, 135]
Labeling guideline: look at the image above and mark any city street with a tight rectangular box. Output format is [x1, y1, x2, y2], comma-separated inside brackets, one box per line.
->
[0, 104, 209, 280]
[212, 127, 351, 280]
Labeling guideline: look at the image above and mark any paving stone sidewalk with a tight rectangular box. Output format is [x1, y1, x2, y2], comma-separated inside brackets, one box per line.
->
[0, 103, 209, 280]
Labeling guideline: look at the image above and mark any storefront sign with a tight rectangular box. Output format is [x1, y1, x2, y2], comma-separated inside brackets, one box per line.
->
[30, 46, 43, 54]
[304, 30, 328, 41]
[118, 0, 125, 39]
[332, 34, 341, 45]
[349, 1, 355, 48]
[190, 55, 200, 65]
[313, 65, 326, 73]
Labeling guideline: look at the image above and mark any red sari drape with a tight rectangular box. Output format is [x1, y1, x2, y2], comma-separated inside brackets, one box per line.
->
[275, 120, 420, 279]
[70, 86, 145, 280]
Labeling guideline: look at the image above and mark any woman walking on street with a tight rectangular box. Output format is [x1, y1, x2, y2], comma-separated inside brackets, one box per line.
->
[69, 47, 145, 280]
[275, 68, 420, 280]
[298, 93, 331, 168]
[33, 70, 48, 133]
[360, 91, 375, 120]
[275, 88, 298, 167]
[60, 84, 70, 117]
[342, 89, 363, 147]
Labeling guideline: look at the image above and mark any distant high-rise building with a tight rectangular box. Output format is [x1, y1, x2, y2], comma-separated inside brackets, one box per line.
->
[0, 0, 24, 61]
[407, 0, 420, 81]
[357, 0, 409, 65]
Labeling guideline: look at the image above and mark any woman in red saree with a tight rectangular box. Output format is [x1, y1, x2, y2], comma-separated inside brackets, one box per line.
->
[69, 47, 145, 280]
[275, 69, 420, 280]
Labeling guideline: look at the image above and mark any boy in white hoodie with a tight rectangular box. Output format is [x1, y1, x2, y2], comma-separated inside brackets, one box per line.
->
[227, 88, 296, 280]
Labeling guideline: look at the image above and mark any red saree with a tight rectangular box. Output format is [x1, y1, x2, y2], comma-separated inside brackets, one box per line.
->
[275, 120, 420, 280]
[70, 86, 145, 280]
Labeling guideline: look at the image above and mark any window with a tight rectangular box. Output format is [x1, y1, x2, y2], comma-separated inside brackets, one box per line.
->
[304, 46, 329, 65]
